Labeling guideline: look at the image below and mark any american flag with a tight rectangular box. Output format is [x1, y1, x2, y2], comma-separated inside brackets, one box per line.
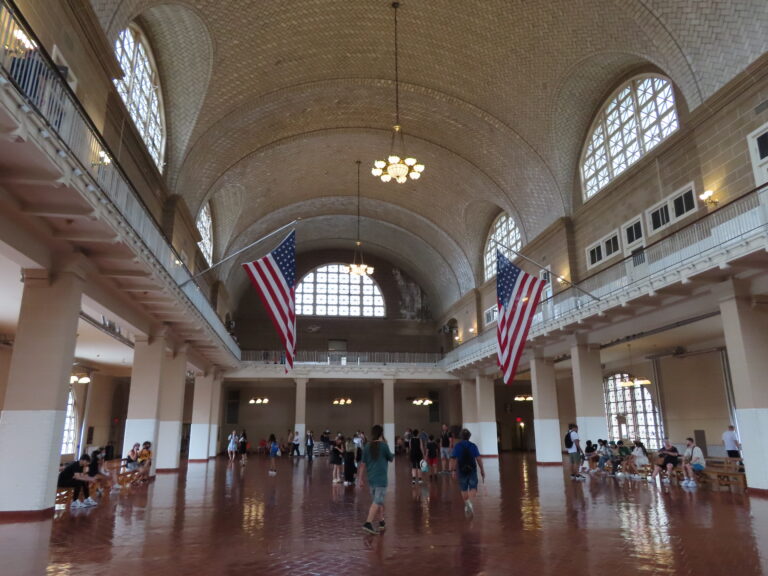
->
[242, 231, 296, 371]
[496, 251, 545, 385]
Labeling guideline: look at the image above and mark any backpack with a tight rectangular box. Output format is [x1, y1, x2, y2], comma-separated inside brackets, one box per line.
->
[564, 431, 574, 449]
[458, 443, 476, 474]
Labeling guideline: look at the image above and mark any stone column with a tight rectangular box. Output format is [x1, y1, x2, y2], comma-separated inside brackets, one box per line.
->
[531, 354, 562, 463]
[570, 339, 608, 444]
[294, 378, 308, 456]
[208, 374, 223, 458]
[475, 374, 498, 456]
[155, 343, 188, 471]
[189, 370, 216, 461]
[0, 267, 83, 513]
[122, 332, 167, 466]
[718, 279, 768, 490]
[382, 379, 395, 445]
[460, 378, 478, 434]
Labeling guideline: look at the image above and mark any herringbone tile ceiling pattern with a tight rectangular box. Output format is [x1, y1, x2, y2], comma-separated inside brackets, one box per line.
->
[89, 0, 768, 313]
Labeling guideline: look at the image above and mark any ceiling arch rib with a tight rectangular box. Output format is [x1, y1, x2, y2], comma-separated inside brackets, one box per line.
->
[175, 79, 562, 238]
[225, 214, 464, 317]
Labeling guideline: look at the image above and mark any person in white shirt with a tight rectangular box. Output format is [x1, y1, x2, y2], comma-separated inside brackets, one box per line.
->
[722, 425, 742, 458]
[682, 437, 705, 487]
[566, 424, 585, 480]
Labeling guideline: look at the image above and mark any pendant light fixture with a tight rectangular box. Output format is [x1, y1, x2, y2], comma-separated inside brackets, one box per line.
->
[371, 1, 424, 184]
[618, 344, 651, 387]
[344, 161, 374, 277]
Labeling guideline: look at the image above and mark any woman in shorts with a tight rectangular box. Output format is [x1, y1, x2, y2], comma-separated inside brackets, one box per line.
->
[409, 428, 425, 485]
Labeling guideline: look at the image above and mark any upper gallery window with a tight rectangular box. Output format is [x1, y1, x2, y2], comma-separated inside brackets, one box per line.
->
[581, 75, 679, 200]
[483, 212, 522, 281]
[196, 202, 213, 264]
[114, 26, 166, 170]
[296, 264, 385, 317]
[61, 388, 76, 455]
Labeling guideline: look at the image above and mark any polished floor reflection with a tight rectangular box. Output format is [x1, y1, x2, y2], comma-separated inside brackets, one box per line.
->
[1, 453, 767, 575]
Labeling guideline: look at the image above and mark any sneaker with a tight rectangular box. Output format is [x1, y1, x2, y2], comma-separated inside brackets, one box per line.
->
[83, 497, 98, 507]
[464, 500, 474, 516]
[378, 521, 386, 531]
[647, 477, 655, 483]
[418, 478, 423, 485]
[70, 500, 83, 509]
[411, 479, 416, 485]
[362, 522, 378, 535]
[343, 481, 351, 487]
[688, 481, 697, 488]
[662, 478, 670, 484]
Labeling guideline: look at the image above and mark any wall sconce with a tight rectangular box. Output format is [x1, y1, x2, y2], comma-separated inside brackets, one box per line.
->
[468, 327, 475, 334]
[70, 372, 91, 384]
[513, 395, 533, 402]
[699, 189, 718, 207]
[412, 397, 433, 406]
[249, 397, 269, 404]
[4, 29, 36, 56]
[92, 150, 112, 167]
[332, 397, 352, 406]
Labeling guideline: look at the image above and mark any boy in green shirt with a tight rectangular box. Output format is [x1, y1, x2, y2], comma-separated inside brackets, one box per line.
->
[358, 424, 394, 535]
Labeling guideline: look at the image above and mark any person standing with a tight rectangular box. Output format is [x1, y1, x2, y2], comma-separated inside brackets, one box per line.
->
[409, 428, 425, 485]
[306, 430, 315, 462]
[239, 429, 248, 465]
[722, 425, 742, 458]
[227, 429, 239, 462]
[291, 431, 301, 457]
[566, 424, 585, 480]
[439, 424, 453, 473]
[268, 433, 279, 476]
[451, 428, 485, 516]
[358, 424, 394, 535]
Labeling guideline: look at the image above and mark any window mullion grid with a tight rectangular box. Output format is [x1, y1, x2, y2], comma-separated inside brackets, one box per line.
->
[629, 79, 647, 159]
[599, 111, 615, 183]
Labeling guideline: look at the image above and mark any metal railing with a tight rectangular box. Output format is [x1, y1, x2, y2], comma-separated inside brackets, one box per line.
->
[443, 183, 768, 370]
[242, 350, 444, 365]
[0, 2, 240, 359]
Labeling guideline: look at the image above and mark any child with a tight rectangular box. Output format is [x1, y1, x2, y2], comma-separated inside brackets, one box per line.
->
[426, 435, 439, 479]
[268, 434, 279, 476]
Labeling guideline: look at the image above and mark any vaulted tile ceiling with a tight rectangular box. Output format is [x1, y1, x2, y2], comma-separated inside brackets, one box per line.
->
[89, 0, 768, 315]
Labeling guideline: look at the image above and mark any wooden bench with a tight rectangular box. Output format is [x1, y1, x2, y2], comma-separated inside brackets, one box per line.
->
[702, 457, 747, 492]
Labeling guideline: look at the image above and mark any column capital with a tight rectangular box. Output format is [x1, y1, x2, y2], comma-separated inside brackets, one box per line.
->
[20, 268, 49, 285]
[381, 378, 396, 386]
[53, 252, 91, 283]
[294, 377, 309, 386]
[711, 277, 750, 303]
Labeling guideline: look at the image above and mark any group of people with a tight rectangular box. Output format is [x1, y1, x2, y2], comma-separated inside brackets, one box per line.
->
[58, 440, 152, 509]
[400, 424, 456, 484]
[227, 429, 249, 464]
[566, 423, 741, 488]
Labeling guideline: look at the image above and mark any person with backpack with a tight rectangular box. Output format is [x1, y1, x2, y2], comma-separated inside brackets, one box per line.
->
[450, 428, 485, 516]
[565, 423, 585, 480]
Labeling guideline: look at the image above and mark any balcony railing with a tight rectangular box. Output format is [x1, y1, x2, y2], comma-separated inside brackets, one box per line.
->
[242, 350, 444, 366]
[0, 2, 240, 359]
[443, 183, 768, 370]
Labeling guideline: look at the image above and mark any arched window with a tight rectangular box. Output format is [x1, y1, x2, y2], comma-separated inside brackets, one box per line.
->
[581, 75, 679, 200]
[296, 264, 385, 317]
[61, 388, 77, 455]
[114, 25, 166, 170]
[483, 213, 522, 281]
[196, 202, 213, 264]
[603, 373, 664, 450]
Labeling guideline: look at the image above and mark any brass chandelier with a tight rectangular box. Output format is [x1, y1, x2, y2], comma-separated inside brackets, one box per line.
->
[371, 1, 424, 184]
[344, 161, 374, 277]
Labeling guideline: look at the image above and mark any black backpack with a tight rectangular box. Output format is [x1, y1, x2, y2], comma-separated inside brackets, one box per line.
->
[458, 444, 476, 474]
[564, 431, 574, 449]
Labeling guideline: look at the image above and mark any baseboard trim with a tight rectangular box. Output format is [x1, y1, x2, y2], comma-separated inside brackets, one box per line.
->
[155, 468, 180, 474]
[0, 507, 54, 522]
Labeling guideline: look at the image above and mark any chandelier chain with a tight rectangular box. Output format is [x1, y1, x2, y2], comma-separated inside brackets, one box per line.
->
[393, 1, 400, 127]
[356, 159, 361, 241]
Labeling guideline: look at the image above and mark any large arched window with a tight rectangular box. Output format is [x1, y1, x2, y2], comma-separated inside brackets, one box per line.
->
[61, 388, 77, 455]
[114, 25, 166, 170]
[296, 264, 385, 317]
[483, 213, 522, 281]
[196, 202, 213, 264]
[581, 75, 678, 200]
[603, 373, 664, 450]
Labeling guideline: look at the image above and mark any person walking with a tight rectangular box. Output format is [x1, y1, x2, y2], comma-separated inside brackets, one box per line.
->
[227, 429, 239, 462]
[439, 424, 454, 473]
[451, 428, 485, 516]
[239, 429, 248, 464]
[566, 423, 585, 480]
[268, 434, 279, 476]
[291, 431, 301, 457]
[306, 430, 315, 462]
[358, 424, 394, 535]
[409, 428, 425, 485]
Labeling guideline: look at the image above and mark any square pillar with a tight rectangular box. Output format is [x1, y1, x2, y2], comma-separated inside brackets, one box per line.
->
[571, 340, 608, 444]
[531, 355, 562, 463]
[460, 378, 478, 433]
[122, 333, 167, 466]
[208, 374, 223, 458]
[475, 374, 498, 456]
[189, 370, 216, 461]
[0, 268, 83, 512]
[718, 280, 768, 490]
[382, 379, 395, 445]
[293, 378, 308, 455]
[155, 344, 188, 471]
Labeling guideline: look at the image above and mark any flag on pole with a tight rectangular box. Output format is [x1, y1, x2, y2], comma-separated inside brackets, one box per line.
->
[242, 231, 296, 371]
[496, 250, 545, 385]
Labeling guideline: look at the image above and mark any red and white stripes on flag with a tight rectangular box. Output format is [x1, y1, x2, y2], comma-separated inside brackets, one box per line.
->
[242, 231, 296, 371]
[496, 251, 545, 385]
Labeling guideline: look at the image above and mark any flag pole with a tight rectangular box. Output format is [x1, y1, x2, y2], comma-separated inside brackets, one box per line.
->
[179, 219, 299, 288]
[491, 238, 600, 302]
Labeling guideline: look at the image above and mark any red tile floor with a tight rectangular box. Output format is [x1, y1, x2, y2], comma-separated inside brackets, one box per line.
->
[2, 453, 767, 575]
